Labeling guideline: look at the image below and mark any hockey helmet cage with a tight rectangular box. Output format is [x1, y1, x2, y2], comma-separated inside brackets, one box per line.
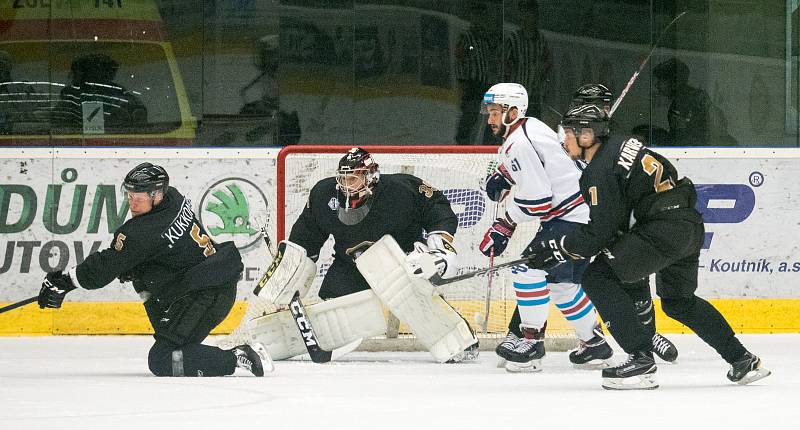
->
[336, 147, 380, 206]
[481, 83, 528, 126]
[122, 162, 169, 195]
[561, 104, 610, 142]
[571, 83, 614, 109]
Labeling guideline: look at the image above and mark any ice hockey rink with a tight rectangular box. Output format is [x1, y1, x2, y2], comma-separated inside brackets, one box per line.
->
[0, 334, 795, 430]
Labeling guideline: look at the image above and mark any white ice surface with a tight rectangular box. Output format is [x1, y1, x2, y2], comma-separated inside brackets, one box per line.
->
[0, 334, 796, 430]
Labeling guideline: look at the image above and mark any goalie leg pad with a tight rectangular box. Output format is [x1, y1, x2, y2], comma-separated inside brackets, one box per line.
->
[356, 235, 478, 363]
[253, 240, 317, 305]
[248, 289, 387, 360]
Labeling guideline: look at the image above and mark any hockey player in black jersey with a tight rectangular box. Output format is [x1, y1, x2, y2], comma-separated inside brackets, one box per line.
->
[38, 163, 273, 377]
[523, 104, 770, 390]
[290, 147, 460, 299]
[567, 84, 679, 364]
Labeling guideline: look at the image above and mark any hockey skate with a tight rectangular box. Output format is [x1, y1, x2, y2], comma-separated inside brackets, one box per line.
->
[233, 343, 274, 376]
[727, 351, 771, 385]
[601, 350, 658, 390]
[569, 326, 613, 369]
[502, 327, 545, 373]
[652, 333, 678, 363]
[494, 331, 520, 368]
[446, 341, 480, 363]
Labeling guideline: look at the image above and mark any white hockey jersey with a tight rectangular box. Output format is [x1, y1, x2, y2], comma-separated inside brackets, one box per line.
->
[496, 117, 589, 225]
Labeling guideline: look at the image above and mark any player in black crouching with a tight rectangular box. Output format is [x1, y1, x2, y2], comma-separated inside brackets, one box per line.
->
[523, 104, 770, 389]
[38, 163, 273, 377]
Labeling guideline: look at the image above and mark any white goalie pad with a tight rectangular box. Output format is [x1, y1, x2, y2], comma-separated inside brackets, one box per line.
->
[356, 235, 478, 363]
[248, 289, 387, 360]
[253, 240, 317, 305]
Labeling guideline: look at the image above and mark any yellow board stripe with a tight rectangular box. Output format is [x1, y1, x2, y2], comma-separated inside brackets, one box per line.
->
[2, 299, 798, 335]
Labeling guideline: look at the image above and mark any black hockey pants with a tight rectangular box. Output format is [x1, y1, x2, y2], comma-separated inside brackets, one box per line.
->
[581, 219, 747, 363]
[145, 282, 237, 376]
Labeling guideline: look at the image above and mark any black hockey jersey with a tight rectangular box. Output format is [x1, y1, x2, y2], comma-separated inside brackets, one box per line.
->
[75, 187, 243, 300]
[289, 173, 458, 263]
[563, 137, 701, 258]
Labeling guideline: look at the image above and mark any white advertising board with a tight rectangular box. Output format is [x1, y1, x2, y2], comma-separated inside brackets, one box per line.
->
[0, 148, 279, 302]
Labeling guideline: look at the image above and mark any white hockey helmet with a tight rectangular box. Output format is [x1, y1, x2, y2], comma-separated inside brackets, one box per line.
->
[481, 83, 528, 126]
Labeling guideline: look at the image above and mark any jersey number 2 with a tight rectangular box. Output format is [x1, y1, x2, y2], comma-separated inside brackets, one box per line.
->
[191, 224, 216, 257]
[640, 154, 674, 193]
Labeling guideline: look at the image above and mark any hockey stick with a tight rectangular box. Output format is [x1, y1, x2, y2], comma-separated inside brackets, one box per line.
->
[434, 257, 528, 287]
[253, 213, 276, 258]
[288, 291, 361, 363]
[0, 296, 38, 314]
[608, 11, 688, 118]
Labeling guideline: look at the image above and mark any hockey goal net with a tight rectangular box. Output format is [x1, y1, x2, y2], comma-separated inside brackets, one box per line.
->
[274, 145, 577, 351]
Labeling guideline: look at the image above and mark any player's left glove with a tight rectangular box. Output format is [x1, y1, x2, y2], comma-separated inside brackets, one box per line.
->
[522, 237, 569, 271]
[38, 270, 77, 309]
[483, 166, 514, 202]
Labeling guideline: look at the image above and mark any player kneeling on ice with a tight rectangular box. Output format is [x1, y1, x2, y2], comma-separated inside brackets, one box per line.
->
[478, 82, 616, 373]
[524, 105, 770, 390]
[37, 163, 273, 377]
[230, 147, 478, 363]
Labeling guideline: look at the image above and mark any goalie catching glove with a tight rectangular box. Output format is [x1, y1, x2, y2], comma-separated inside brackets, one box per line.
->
[405, 231, 458, 280]
[522, 236, 572, 270]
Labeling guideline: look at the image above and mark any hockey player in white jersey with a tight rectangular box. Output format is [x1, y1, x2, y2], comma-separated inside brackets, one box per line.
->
[478, 82, 612, 372]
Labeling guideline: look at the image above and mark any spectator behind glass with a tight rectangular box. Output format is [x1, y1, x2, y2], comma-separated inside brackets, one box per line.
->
[651, 57, 736, 146]
[59, 53, 147, 131]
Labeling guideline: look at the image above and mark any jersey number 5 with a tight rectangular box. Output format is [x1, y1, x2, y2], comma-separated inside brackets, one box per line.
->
[191, 224, 216, 257]
[641, 154, 675, 193]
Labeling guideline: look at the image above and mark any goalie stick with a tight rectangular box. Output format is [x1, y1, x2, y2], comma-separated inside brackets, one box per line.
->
[0, 296, 38, 314]
[288, 291, 362, 363]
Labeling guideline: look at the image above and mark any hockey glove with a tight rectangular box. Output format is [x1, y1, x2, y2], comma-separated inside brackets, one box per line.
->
[479, 217, 516, 257]
[483, 164, 514, 202]
[38, 270, 77, 309]
[406, 242, 448, 280]
[522, 237, 569, 271]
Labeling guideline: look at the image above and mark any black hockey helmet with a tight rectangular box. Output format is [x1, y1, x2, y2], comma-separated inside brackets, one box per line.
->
[570, 83, 614, 109]
[122, 162, 169, 195]
[561, 104, 610, 144]
[336, 147, 380, 200]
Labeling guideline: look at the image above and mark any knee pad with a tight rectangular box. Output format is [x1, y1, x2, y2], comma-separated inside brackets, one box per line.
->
[661, 296, 697, 320]
[148, 343, 175, 377]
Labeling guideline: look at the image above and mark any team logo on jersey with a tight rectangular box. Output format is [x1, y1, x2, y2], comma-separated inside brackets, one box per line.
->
[114, 233, 126, 251]
[198, 177, 269, 251]
[328, 197, 339, 210]
[418, 182, 438, 198]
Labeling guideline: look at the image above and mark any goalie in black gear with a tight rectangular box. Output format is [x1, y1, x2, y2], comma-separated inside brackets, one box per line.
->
[290, 147, 461, 298]
[524, 104, 770, 389]
[283, 147, 477, 362]
[37, 162, 273, 377]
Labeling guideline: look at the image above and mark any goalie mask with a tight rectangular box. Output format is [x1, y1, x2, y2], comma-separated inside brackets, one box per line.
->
[335, 147, 380, 225]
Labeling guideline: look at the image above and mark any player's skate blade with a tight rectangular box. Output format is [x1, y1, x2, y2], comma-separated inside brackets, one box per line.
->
[601, 372, 659, 390]
[505, 359, 543, 373]
[727, 352, 771, 385]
